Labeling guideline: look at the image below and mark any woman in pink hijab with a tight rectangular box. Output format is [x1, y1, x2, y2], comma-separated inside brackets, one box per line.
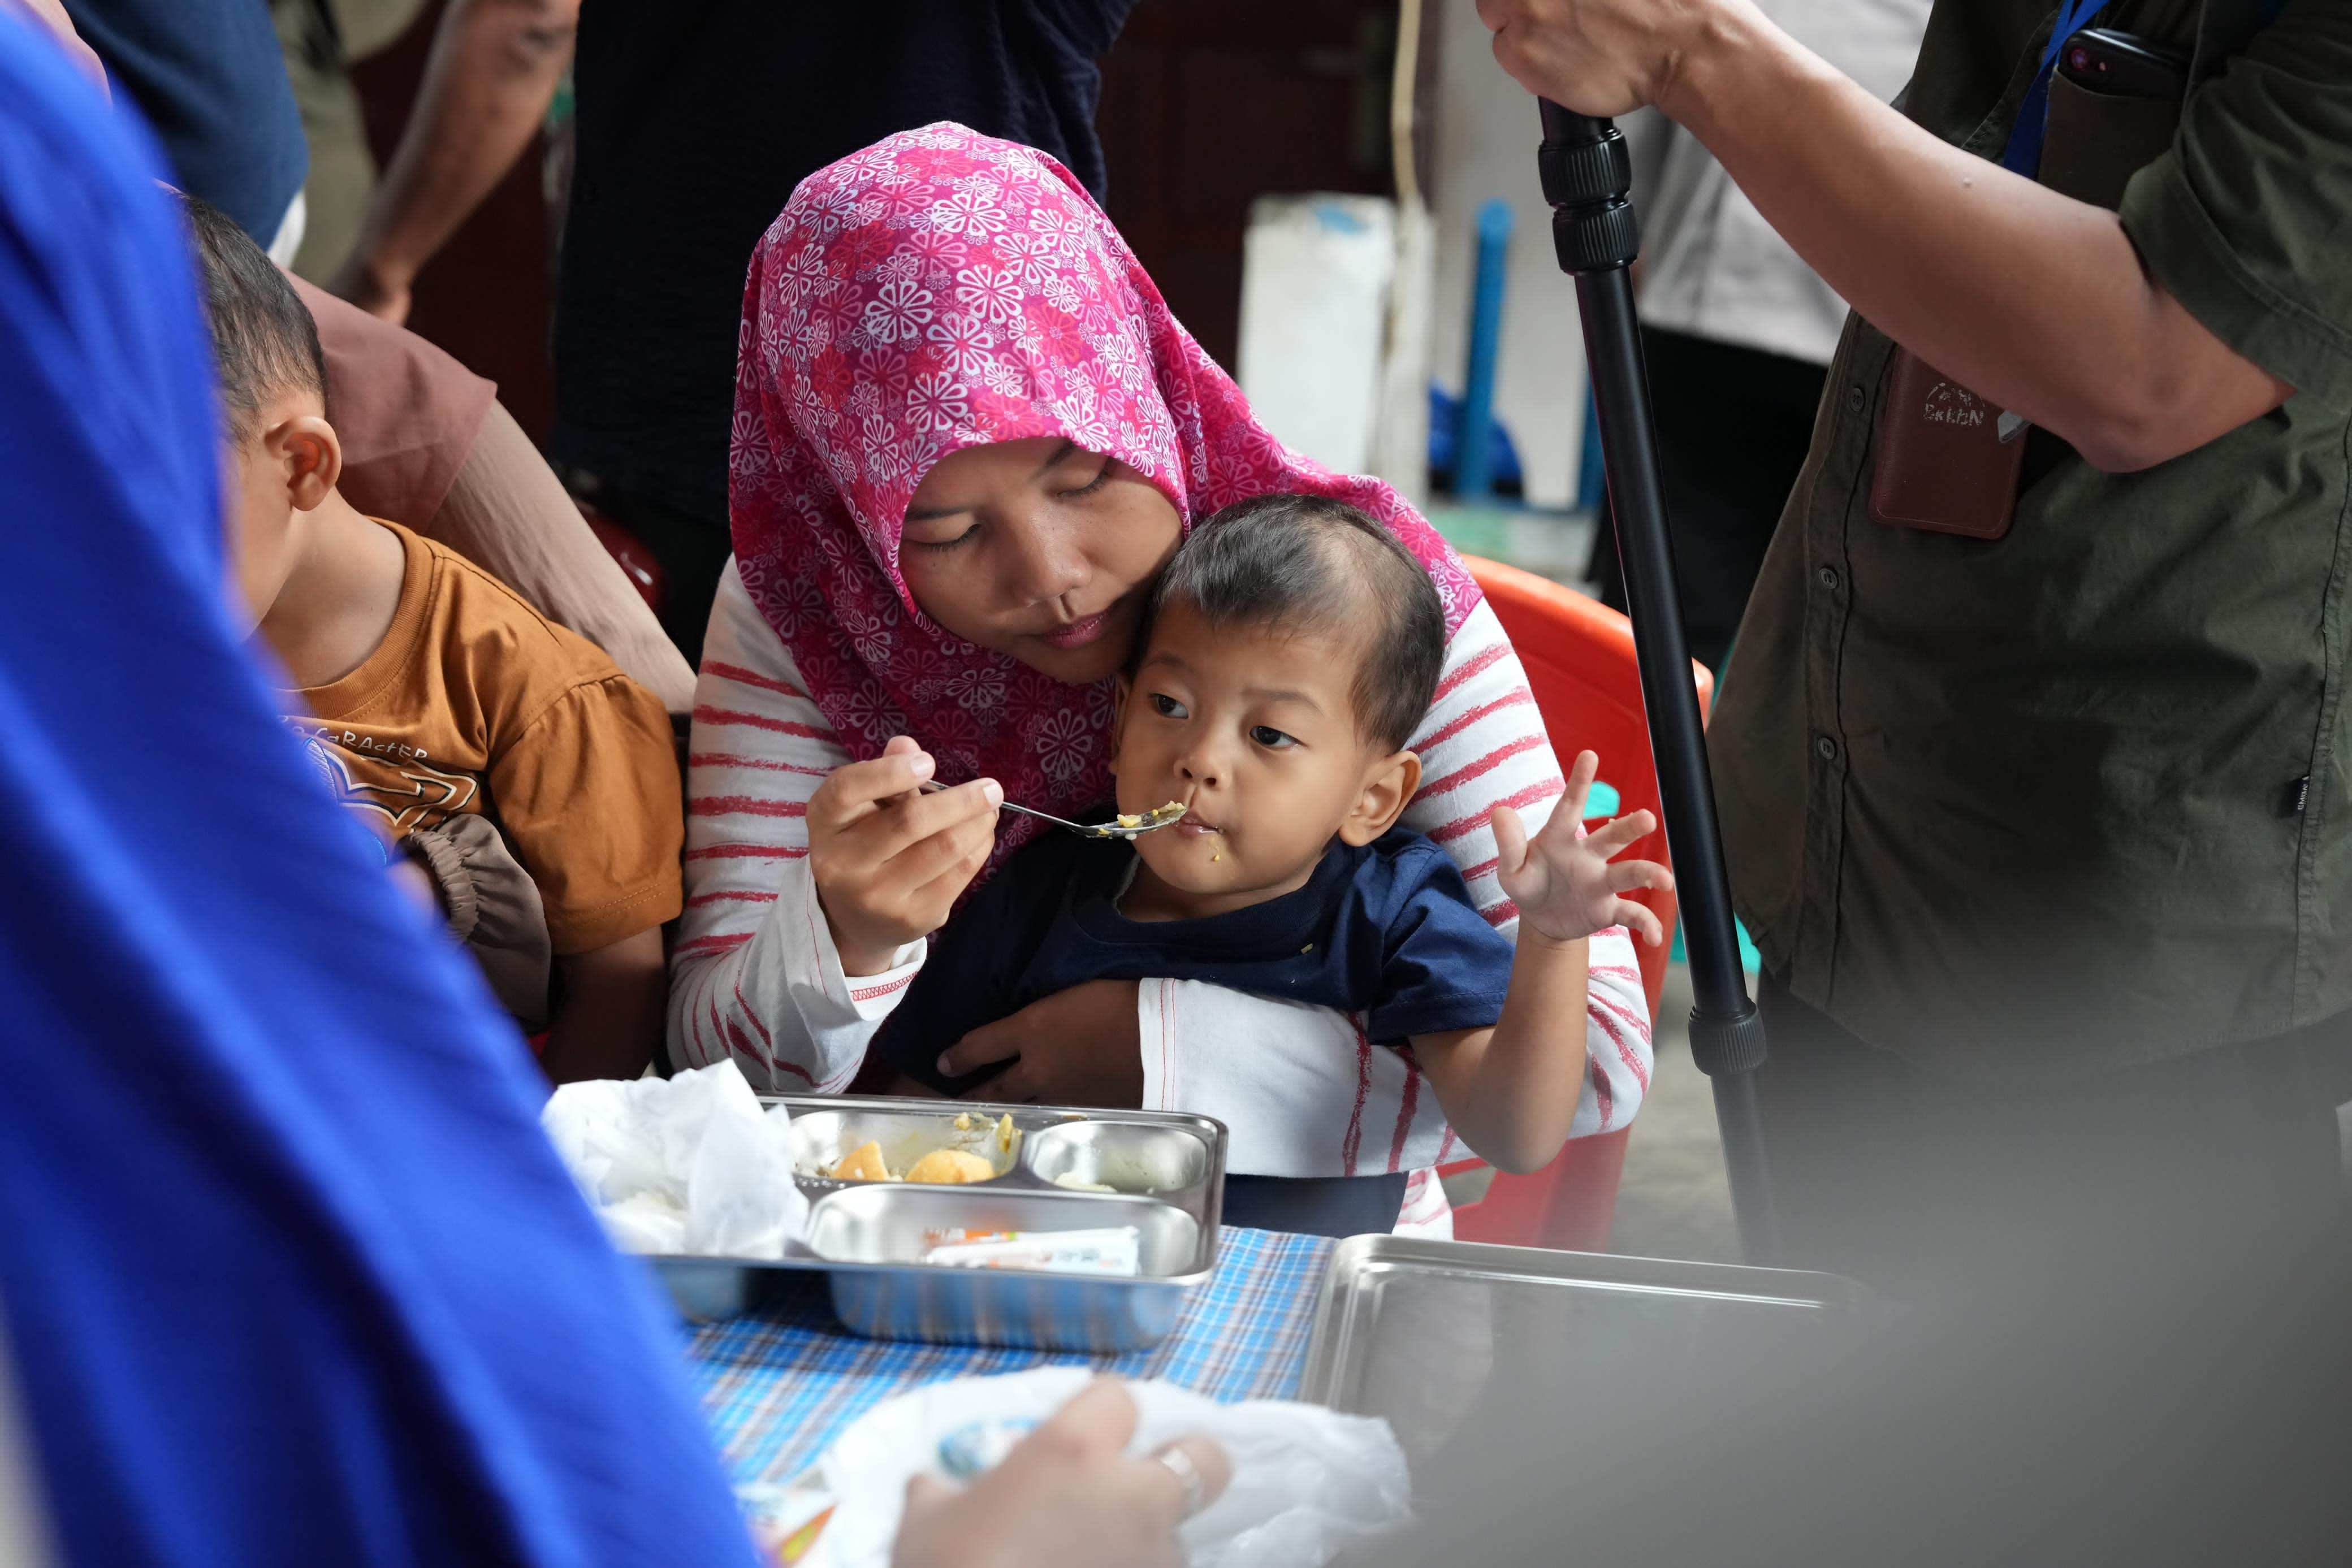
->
[673, 125, 1651, 1235]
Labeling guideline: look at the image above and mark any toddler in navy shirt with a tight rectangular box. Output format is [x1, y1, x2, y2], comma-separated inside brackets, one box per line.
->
[876, 495, 1671, 1236]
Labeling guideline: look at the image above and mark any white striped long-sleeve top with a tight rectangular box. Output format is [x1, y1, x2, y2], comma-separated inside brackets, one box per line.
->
[671, 561, 1653, 1182]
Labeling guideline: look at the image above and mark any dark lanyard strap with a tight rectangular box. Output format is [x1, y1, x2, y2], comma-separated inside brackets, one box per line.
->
[2000, 0, 2288, 177]
[1997, 0, 2116, 176]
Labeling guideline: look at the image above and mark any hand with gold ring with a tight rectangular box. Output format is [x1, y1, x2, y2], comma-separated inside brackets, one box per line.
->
[893, 1379, 1231, 1568]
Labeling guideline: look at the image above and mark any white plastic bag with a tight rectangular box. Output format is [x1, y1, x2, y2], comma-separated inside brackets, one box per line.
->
[541, 1059, 807, 1258]
[811, 1367, 1412, 1568]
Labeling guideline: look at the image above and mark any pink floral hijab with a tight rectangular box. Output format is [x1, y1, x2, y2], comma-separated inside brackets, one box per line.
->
[730, 123, 1481, 870]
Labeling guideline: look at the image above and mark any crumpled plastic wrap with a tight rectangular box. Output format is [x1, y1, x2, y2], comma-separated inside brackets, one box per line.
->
[541, 1059, 807, 1258]
[806, 1367, 1413, 1568]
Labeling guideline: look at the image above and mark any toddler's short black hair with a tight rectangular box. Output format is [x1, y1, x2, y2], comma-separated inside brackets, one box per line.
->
[178, 193, 327, 444]
[1137, 494, 1445, 753]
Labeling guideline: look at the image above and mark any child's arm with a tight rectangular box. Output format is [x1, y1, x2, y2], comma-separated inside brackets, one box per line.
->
[541, 926, 668, 1084]
[1412, 751, 1673, 1173]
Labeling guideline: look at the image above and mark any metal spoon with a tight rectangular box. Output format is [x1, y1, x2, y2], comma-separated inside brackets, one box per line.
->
[919, 779, 1185, 840]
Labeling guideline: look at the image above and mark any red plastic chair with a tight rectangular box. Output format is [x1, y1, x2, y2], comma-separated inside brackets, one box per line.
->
[1437, 555, 1713, 1250]
[577, 500, 666, 616]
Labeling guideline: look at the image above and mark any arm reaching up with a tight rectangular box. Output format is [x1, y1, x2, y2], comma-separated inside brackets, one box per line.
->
[1413, 751, 1672, 1174]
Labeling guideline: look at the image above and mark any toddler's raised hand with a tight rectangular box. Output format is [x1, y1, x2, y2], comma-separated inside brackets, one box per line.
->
[1492, 750, 1675, 947]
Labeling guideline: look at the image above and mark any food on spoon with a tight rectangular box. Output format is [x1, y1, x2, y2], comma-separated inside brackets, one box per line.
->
[828, 1141, 891, 1183]
[904, 1148, 996, 1184]
[1116, 812, 1142, 829]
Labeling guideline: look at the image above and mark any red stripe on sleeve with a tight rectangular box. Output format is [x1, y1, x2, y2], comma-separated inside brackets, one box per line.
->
[675, 931, 754, 959]
[1388, 1045, 1421, 1175]
[685, 889, 780, 909]
[1428, 777, 1566, 843]
[1590, 1004, 1652, 1091]
[684, 985, 707, 1066]
[1594, 990, 1655, 1051]
[1430, 641, 1508, 703]
[693, 704, 831, 739]
[734, 980, 777, 1055]
[689, 751, 830, 777]
[1342, 1016, 1373, 1177]
[689, 795, 810, 818]
[1420, 734, 1550, 800]
[1417, 687, 1536, 753]
[705, 661, 808, 700]
[684, 843, 809, 862]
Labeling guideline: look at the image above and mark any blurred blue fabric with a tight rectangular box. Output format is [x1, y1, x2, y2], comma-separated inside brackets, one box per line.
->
[0, 15, 755, 1565]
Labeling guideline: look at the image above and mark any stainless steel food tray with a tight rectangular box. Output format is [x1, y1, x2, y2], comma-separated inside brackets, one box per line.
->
[1301, 1236, 1866, 1457]
[651, 1095, 1226, 1353]
[1297, 1239, 1872, 1562]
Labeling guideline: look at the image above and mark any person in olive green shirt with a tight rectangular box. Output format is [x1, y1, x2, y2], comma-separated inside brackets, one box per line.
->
[1477, 0, 2350, 1285]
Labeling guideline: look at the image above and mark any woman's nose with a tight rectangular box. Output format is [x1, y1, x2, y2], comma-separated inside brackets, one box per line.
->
[1001, 506, 1088, 605]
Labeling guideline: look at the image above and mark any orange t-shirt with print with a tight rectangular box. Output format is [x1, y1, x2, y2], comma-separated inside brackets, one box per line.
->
[287, 521, 681, 954]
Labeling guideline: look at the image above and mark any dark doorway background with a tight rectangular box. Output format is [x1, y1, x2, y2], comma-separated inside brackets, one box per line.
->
[343, 0, 1437, 439]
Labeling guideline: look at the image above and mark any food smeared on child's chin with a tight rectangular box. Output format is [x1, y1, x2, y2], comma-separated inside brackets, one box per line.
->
[1135, 814, 1233, 891]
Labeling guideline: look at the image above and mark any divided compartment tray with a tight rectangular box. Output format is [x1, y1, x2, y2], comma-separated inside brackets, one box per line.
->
[650, 1095, 1226, 1353]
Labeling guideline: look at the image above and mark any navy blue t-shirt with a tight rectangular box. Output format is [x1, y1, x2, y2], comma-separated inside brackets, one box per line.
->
[877, 826, 1514, 1238]
[65, 0, 308, 245]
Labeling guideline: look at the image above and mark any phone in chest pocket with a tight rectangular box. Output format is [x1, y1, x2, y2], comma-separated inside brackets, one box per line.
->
[1868, 28, 2189, 540]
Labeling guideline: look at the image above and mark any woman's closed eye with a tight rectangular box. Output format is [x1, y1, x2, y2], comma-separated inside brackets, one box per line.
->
[1059, 457, 1116, 500]
[909, 526, 978, 554]
[1250, 725, 1299, 750]
[1149, 692, 1188, 719]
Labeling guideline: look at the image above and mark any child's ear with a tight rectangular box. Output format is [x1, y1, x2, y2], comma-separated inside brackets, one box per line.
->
[1337, 749, 1421, 847]
[1106, 673, 1132, 772]
[271, 414, 343, 513]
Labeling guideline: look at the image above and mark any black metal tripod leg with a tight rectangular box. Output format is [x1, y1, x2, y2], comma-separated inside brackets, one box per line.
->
[1536, 99, 1781, 1264]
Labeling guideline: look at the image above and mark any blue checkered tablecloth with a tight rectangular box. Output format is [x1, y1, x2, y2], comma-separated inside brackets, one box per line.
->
[686, 1226, 1334, 1485]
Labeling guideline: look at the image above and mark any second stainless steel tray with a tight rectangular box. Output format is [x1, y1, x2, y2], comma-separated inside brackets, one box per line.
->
[651, 1095, 1226, 1353]
[1302, 1236, 1866, 1461]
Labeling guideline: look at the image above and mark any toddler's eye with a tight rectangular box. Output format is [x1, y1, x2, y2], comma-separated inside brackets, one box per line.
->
[1250, 725, 1298, 750]
[1150, 693, 1188, 719]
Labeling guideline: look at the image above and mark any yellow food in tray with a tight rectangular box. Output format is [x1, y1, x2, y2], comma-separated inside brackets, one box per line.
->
[903, 1148, 996, 1184]
[822, 1116, 1018, 1183]
[828, 1141, 892, 1183]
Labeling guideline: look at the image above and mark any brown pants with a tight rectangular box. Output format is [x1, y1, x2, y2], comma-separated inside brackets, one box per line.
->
[402, 813, 551, 1027]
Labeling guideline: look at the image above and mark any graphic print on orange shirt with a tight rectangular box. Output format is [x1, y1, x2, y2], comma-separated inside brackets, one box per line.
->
[297, 727, 481, 834]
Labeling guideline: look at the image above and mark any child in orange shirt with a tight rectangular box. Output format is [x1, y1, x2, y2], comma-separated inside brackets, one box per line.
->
[185, 194, 681, 1082]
